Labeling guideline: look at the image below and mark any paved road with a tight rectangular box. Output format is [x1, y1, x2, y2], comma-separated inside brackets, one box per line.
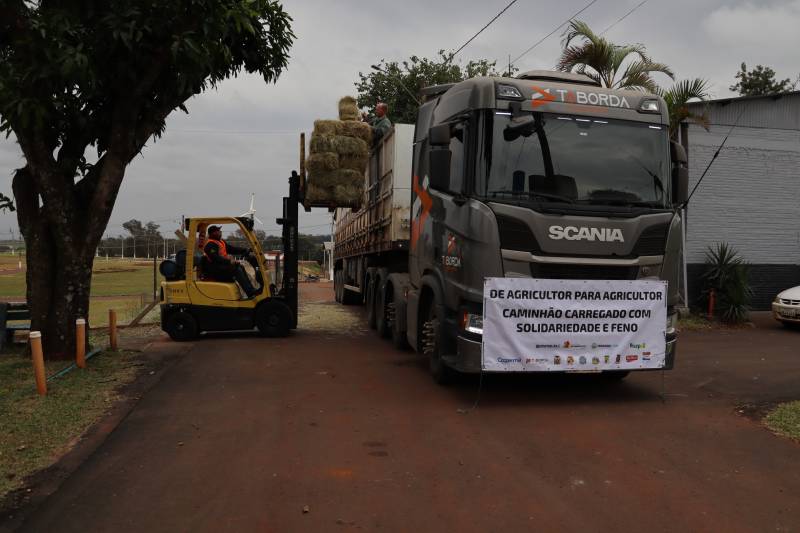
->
[19, 283, 800, 532]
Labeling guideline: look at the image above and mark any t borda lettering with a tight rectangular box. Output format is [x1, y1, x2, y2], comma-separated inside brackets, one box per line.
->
[530, 86, 631, 109]
[575, 91, 630, 109]
[548, 225, 625, 243]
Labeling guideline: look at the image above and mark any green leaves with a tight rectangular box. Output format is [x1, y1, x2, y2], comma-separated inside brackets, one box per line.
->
[702, 243, 752, 324]
[556, 19, 674, 92]
[356, 51, 508, 124]
[730, 62, 796, 97]
[655, 78, 711, 139]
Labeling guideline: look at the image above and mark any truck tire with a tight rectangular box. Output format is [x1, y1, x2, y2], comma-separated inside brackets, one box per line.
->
[255, 300, 292, 337]
[365, 276, 377, 329]
[376, 279, 391, 339]
[164, 310, 198, 342]
[422, 299, 455, 385]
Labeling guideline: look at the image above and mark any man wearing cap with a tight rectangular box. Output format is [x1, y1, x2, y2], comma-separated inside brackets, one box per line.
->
[203, 225, 258, 298]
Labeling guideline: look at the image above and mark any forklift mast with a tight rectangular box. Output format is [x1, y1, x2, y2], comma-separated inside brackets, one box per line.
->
[277, 171, 300, 328]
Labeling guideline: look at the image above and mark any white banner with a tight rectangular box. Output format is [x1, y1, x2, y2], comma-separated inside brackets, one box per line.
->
[482, 278, 667, 372]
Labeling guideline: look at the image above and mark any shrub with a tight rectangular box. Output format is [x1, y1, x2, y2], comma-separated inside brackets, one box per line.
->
[702, 243, 752, 323]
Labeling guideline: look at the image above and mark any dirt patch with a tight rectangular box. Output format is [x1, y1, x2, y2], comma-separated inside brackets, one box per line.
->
[93, 268, 137, 275]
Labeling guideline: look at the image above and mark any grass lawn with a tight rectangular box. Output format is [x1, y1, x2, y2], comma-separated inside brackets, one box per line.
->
[0, 256, 157, 299]
[0, 349, 143, 499]
[765, 401, 800, 441]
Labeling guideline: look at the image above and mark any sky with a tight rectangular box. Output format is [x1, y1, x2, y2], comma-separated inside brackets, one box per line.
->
[1, 0, 798, 239]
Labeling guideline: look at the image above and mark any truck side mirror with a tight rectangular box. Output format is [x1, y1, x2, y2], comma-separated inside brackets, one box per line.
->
[429, 148, 451, 191]
[670, 142, 688, 205]
[429, 124, 451, 146]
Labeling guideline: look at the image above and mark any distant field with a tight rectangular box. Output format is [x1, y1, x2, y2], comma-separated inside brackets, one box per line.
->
[0, 255, 158, 326]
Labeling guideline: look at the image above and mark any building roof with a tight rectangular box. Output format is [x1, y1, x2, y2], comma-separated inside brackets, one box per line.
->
[687, 91, 800, 130]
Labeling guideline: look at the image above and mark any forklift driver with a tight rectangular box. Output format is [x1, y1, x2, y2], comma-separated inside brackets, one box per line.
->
[203, 225, 258, 298]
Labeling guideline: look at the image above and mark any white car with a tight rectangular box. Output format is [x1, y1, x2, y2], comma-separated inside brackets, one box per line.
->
[773, 286, 800, 327]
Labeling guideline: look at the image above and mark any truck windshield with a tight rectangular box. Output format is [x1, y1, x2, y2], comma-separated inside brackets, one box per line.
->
[478, 112, 670, 208]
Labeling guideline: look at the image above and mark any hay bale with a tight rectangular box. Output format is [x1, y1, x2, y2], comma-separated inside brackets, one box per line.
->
[338, 154, 369, 173]
[335, 120, 372, 144]
[333, 135, 368, 157]
[306, 152, 339, 174]
[309, 133, 335, 153]
[338, 96, 360, 121]
[313, 119, 338, 136]
[310, 134, 369, 157]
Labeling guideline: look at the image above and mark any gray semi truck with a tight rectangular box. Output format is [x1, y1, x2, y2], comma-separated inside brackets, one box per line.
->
[332, 70, 688, 383]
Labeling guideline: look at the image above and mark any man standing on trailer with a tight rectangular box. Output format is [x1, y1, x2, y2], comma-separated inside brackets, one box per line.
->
[203, 225, 258, 298]
[369, 102, 392, 144]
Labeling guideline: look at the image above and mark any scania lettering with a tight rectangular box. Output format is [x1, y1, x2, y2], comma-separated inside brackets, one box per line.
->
[331, 69, 687, 383]
[548, 225, 625, 242]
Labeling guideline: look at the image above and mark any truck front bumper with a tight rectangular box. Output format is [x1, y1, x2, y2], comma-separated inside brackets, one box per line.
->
[453, 332, 678, 374]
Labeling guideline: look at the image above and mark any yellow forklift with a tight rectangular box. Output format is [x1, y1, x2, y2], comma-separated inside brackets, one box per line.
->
[158, 174, 301, 341]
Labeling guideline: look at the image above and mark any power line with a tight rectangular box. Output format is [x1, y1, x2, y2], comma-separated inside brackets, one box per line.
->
[600, 0, 651, 35]
[511, 0, 600, 65]
[447, 0, 520, 64]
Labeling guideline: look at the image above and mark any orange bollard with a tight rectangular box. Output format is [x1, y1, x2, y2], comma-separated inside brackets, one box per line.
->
[30, 331, 46, 396]
[109, 309, 118, 350]
[76, 318, 86, 368]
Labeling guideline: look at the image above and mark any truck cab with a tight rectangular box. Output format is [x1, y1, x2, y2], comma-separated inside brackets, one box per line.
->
[404, 71, 687, 381]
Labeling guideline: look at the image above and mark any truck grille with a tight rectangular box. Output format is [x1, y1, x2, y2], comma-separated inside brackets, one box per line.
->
[531, 264, 638, 280]
[631, 223, 670, 256]
[498, 215, 669, 258]
[496, 215, 541, 253]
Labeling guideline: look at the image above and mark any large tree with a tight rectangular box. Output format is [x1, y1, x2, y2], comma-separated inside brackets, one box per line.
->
[730, 63, 796, 96]
[0, 1, 294, 358]
[556, 20, 673, 92]
[356, 51, 509, 124]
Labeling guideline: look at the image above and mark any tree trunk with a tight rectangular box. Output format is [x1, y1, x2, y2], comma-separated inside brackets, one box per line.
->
[13, 167, 96, 360]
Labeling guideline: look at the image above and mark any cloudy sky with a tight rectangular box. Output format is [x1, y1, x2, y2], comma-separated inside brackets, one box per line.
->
[1, 0, 798, 239]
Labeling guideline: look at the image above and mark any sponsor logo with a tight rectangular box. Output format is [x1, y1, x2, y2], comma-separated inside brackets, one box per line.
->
[579, 356, 587, 365]
[630, 343, 646, 350]
[642, 355, 651, 362]
[603, 355, 610, 364]
[498, 357, 522, 364]
[597, 344, 616, 349]
[526, 358, 549, 364]
[643, 351, 651, 356]
[536, 344, 560, 349]
[553, 356, 562, 365]
[591, 343, 598, 349]
[530, 86, 632, 109]
[615, 354, 622, 364]
[563, 341, 572, 348]
[548, 225, 625, 243]
[591, 357, 600, 365]
[567, 356, 575, 365]
[626, 355, 639, 363]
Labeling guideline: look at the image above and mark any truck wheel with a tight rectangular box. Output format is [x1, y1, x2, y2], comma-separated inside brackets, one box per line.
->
[386, 288, 408, 349]
[422, 302, 454, 385]
[365, 277, 377, 329]
[164, 311, 198, 342]
[256, 300, 292, 337]
[376, 284, 391, 339]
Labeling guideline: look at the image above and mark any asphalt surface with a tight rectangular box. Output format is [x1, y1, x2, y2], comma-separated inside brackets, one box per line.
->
[17, 283, 800, 532]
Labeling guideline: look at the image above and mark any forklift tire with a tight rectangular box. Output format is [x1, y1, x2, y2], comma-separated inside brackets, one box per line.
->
[256, 300, 292, 338]
[164, 311, 198, 342]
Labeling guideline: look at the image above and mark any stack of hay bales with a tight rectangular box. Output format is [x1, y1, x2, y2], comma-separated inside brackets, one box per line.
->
[305, 97, 372, 208]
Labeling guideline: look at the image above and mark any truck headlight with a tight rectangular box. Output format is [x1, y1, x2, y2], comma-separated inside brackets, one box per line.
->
[460, 311, 483, 334]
